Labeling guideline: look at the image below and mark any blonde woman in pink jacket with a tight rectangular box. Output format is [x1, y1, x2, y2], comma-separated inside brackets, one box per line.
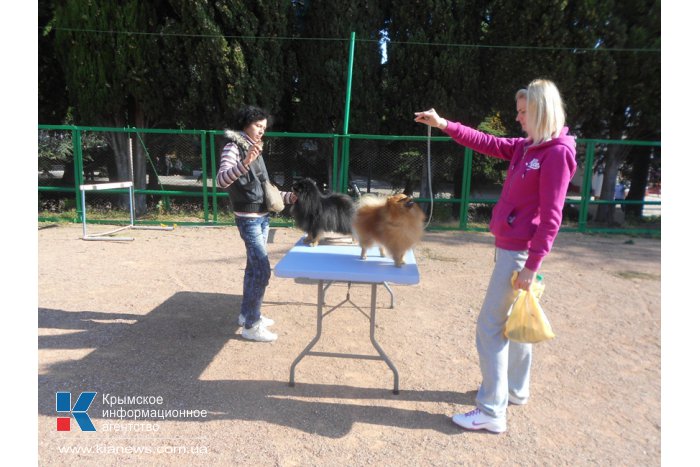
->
[415, 79, 577, 433]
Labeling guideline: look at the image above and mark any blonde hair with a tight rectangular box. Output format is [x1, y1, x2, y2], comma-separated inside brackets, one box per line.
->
[524, 79, 566, 145]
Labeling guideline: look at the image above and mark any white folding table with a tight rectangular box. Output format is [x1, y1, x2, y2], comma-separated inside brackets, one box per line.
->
[274, 238, 420, 394]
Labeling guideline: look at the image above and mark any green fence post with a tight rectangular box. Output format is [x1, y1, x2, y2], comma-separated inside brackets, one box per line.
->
[339, 31, 356, 193]
[332, 135, 339, 192]
[72, 127, 84, 223]
[200, 131, 209, 223]
[579, 142, 595, 231]
[459, 148, 473, 230]
[209, 131, 218, 223]
[340, 138, 346, 191]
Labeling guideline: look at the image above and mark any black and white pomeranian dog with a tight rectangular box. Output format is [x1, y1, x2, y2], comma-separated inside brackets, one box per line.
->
[291, 178, 355, 246]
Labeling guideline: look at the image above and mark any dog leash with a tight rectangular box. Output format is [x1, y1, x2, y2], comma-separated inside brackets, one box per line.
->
[425, 124, 434, 229]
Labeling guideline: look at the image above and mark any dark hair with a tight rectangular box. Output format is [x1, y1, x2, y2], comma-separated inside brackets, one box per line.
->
[234, 105, 272, 130]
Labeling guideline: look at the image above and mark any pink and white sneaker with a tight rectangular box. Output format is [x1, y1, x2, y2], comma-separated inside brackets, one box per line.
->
[452, 408, 506, 433]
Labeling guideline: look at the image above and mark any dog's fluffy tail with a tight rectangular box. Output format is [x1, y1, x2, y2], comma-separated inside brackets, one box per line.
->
[357, 194, 387, 209]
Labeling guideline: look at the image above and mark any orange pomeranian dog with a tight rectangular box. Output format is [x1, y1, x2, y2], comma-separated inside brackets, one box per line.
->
[353, 193, 426, 267]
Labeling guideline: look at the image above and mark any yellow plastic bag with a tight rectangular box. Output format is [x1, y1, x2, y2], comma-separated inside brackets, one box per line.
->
[504, 272, 555, 343]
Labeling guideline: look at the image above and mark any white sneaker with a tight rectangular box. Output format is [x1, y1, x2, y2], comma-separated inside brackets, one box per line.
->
[452, 408, 506, 433]
[508, 393, 528, 405]
[241, 320, 278, 342]
[238, 313, 274, 327]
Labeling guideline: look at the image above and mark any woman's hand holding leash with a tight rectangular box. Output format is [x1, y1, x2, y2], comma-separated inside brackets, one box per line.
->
[414, 109, 448, 130]
[244, 141, 263, 167]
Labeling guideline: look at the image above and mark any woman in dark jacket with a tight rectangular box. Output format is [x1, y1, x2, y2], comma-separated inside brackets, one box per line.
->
[217, 105, 295, 342]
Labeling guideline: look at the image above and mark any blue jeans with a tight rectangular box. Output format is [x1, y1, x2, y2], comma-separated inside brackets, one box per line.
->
[475, 248, 532, 419]
[235, 215, 271, 328]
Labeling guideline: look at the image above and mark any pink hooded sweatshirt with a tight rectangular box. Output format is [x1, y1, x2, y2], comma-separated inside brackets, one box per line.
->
[443, 121, 577, 271]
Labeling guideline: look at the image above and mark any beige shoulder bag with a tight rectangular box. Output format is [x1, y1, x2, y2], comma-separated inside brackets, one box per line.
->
[263, 179, 284, 213]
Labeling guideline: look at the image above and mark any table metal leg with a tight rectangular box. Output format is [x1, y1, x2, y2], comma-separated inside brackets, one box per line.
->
[289, 280, 325, 387]
[289, 281, 399, 394]
[369, 284, 400, 394]
[326, 281, 393, 309]
[382, 281, 395, 309]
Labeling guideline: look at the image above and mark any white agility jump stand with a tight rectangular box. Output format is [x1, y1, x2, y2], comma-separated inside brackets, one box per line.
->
[80, 134, 173, 241]
[80, 181, 173, 241]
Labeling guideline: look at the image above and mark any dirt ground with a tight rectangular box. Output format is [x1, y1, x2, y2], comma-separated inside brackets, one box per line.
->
[38, 223, 660, 466]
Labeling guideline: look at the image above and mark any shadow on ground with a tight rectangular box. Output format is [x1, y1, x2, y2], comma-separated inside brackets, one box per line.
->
[38, 292, 470, 438]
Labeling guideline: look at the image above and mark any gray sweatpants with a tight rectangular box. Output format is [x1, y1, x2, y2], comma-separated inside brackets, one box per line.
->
[475, 247, 532, 419]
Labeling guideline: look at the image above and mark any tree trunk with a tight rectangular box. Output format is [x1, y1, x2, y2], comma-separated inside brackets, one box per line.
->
[105, 131, 132, 211]
[146, 136, 161, 191]
[594, 145, 627, 225]
[131, 136, 148, 216]
[625, 146, 652, 220]
[102, 98, 149, 216]
[129, 97, 148, 216]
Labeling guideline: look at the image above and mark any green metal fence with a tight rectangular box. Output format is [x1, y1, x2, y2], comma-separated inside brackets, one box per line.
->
[38, 124, 661, 235]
